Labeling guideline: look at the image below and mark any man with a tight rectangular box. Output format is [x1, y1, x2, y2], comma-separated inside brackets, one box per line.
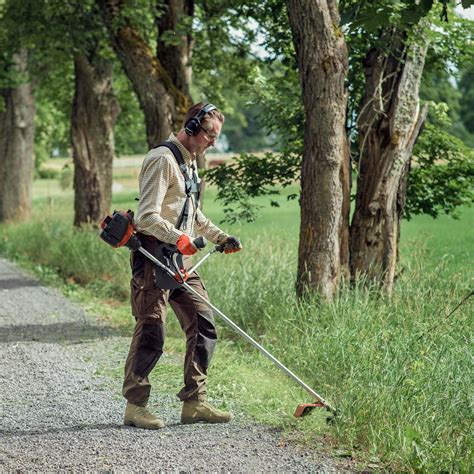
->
[122, 103, 242, 429]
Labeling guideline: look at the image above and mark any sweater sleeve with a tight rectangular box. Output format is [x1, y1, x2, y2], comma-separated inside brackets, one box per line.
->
[135, 154, 183, 244]
[194, 208, 229, 245]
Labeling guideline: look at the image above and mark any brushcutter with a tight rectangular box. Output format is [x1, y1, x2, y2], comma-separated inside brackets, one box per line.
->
[100, 210, 336, 417]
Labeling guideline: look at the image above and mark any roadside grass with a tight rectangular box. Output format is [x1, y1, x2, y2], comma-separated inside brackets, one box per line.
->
[0, 175, 472, 471]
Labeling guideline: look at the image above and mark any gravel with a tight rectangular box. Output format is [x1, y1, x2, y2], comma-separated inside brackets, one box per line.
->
[0, 258, 343, 472]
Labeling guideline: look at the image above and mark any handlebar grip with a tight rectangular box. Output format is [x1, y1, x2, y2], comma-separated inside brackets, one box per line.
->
[193, 236, 207, 250]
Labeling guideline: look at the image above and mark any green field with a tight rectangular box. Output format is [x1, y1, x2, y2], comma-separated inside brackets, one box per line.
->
[1, 165, 472, 472]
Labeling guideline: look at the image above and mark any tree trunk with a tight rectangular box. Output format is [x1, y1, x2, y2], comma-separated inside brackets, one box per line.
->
[339, 134, 351, 281]
[71, 52, 119, 227]
[97, 0, 192, 148]
[156, 0, 210, 207]
[157, 0, 194, 97]
[350, 31, 429, 293]
[286, 0, 349, 300]
[0, 50, 35, 224]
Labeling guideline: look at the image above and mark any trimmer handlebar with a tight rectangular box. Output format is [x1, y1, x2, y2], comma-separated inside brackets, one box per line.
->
[215, 242, 226, 253]
[192, 236, 208, 250]
[100, 210, 208, 254]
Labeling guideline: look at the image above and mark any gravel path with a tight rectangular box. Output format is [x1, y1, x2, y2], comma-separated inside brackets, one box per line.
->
[0, 258, 342, 472]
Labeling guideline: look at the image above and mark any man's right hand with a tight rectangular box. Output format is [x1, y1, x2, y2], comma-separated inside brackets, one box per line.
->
[176, 234, 198, 255]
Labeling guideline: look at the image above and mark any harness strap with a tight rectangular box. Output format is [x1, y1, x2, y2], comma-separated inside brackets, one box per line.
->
[156, 141, 200, 231]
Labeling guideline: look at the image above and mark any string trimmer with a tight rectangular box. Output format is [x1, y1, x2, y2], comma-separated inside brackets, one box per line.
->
[100, 210, 336, 417]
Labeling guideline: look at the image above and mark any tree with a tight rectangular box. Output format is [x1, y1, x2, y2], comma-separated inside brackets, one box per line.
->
[51, 2, 119, 228]
[349, 28, 429, 292]
[347, 1, 473, 291]
[71, 50, 119, 227]
[0, 49, 35, 223]
[1, 0, 121, 227]
[41, 1, 120, 227]
[97, 0, 192, 149]
[206, 0, 474, 299]
[0, 0, 36, 224]
[285, 0, 349, 299]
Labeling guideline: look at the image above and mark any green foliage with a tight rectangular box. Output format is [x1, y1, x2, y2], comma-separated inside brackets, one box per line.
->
[407, 123, 474, 219]
[34, 67, 74, 164]
[420, 66, 474, 147]
[197, 1, 304, 221]
[190, 1, 301, 154]
[220, 102, 274, 153]
[113, 69, 147, 155]
[459, 62, 474, 136]
[1, 0, 117, 162]
[0, 214, 130, 298]
[36, 165, 59, 180]
[249, 64, 303, 156]
[340, 0, 436, 29]
[205, 152, 300, 223]
[192, 2, 260, 98]
[205, 0, 474, 227]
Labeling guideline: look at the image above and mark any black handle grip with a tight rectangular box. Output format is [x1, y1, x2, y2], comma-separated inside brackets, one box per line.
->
[215, 243, 226, 253]
[193, 236, 207, 249]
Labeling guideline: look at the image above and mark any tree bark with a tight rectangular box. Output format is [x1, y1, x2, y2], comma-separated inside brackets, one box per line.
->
[0, 50, 35, 224]
[339, 134, 351, 281]
[157, 0, 210, 208]
[350, 30, 429, 293]
[157, 0, 194, 97]
[71, 52, 119, 227]
[286, 0, 349, 300]
[97, 0, 192, 148]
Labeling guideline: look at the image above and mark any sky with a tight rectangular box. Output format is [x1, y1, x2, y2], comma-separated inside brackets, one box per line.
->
[456, 5, 474, 20]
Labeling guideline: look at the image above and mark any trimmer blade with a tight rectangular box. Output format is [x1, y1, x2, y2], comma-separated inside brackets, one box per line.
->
[294, 401, 326, 417]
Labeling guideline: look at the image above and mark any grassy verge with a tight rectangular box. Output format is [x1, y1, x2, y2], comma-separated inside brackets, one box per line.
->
[1, 181, 472, 471]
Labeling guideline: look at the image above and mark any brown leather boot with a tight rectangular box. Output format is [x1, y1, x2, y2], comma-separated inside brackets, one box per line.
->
[181, 400, 232, 424]
[124, 402, 165, 429]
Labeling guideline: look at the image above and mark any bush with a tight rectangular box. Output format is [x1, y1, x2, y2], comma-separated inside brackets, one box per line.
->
[59, 164, 74, 190]
[36, 167, 60, 179]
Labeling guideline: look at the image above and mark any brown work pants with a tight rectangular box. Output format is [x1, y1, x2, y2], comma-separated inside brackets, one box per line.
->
[122, 239, 217, 406]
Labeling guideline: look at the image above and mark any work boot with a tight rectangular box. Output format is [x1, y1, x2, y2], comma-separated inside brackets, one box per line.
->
[181, 400, 232, 424]
[123, 402, 165, 430]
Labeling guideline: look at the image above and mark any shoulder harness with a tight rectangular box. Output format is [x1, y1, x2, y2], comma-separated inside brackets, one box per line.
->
[156, 140, 200, 231]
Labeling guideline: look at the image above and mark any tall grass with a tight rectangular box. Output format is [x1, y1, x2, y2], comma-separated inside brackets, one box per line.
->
[198, 233, 472, 471]
[0, 188, 472, 471]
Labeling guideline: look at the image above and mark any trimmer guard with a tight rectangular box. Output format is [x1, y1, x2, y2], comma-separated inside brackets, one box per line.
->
[152, 243, 184, 290]
[294, 401, 326, 417]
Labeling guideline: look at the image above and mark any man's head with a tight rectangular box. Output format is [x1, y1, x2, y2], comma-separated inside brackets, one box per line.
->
[180, 102, 224, 155]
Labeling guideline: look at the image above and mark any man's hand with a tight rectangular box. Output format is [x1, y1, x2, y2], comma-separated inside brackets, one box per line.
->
[177, 234, 198, 255]
[223, 236, 242, 254]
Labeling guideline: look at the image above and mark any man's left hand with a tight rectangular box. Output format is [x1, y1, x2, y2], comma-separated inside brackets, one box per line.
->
[223, 236, 242, 254]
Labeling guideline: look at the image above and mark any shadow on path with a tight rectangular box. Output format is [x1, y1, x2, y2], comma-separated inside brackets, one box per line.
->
[0, 422, 188, 438]
[0, 423, 122, 438]
[0, 278, 42, 290]
[0, 322, 124, 344]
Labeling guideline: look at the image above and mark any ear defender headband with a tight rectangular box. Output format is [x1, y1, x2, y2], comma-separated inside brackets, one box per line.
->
[184, 103, 217, 136]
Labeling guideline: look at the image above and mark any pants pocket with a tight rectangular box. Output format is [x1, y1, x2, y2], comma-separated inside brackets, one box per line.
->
[131, 277, 165, 318]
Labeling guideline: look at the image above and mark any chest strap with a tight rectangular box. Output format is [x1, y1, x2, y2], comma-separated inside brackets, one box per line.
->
[156, 141, 200, 231]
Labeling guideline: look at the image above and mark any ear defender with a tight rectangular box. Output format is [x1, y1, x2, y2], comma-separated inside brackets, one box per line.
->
[184, 103, 217, 136]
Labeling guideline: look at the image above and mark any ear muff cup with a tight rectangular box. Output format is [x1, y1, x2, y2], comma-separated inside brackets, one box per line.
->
[184, 104, 217, 136]
[184, 117, 202, 136]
